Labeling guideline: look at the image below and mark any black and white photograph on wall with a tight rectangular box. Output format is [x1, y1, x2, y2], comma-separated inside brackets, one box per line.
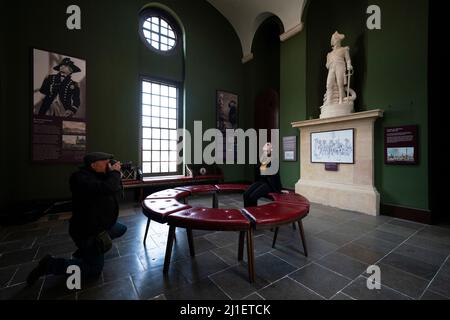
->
[311, 129, 354, 164]
[31, 48, 87, 163]
[33, 48, 86, 119]
[216, 90, 238, 132]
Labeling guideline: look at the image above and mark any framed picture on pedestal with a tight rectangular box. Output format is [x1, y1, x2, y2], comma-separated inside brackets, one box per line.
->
[311, 129, 354, 164]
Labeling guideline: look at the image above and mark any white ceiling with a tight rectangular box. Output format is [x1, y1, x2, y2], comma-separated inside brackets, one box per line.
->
[207, 0, 307, 63]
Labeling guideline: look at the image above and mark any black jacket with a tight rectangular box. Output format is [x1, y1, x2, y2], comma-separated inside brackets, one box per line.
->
[38, 74, 81, 115]
[254, 162, 282, 193]
[69, 167, 122, 239]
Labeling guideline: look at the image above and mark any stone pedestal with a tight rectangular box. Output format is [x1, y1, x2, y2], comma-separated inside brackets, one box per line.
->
[320, 102, 354, 119]
[292, 109, 384, 216]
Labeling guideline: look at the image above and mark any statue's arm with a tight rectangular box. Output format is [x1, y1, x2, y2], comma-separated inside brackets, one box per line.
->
[345, 47, 353, 70]
[326, 53, 331, 69]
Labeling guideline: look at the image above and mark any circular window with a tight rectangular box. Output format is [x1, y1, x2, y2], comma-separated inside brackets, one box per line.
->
[141, 14, 178, 52]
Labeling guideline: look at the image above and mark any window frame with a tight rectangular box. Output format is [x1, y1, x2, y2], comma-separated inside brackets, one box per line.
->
[139, 8, 181, 55]
[140, 76, 183, 178]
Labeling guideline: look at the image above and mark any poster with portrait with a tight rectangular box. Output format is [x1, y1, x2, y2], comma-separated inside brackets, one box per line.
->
[32, 48, 87, 163]
[216, 90, 238, 160]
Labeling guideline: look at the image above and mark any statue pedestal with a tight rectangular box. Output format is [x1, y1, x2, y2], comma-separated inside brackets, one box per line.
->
[292, 110, 384, 216]
[320, 102, 354, 119]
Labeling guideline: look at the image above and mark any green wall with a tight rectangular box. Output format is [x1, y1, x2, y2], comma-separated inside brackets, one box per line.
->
[1, 0, 245, 206]
[244, 16, 281, 182]
[280, 0, 429, 211]
[279, 29, 307, 189]
[366, 0, 429, 210]
[0, 1, 6, 208]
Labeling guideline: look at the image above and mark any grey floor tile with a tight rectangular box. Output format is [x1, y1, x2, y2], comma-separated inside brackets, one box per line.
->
[102, 254, 146, 283]
[387, 219, 426, 231]
[205, 231, 241, 248]
[420, 290, 450, 300]
[172, 251, 230, 283]
[351, 214, 393, 227]
[242, 292, 264, 300]
[270, 242, 310, 268]
[165, 278, 230, 300]
[34, 233, 73, 246]
[377, 263, 430, 299]
[2, 229, 50, 242]
[381, 252, 440, 280]
[138, 246, 188, 271]
[314, 230, 358, 247]
[35, 241, 77, 260]
[209, 264, 270, 300]
[290, 263, 351, 299]
[0, 247, 38, 268]
[317, 252, 369, 279]
[0, 279, 44, 300]
[258, 277, 323, 300]
[211, 244, 241, 266]
[352, 234, 398, 255]
[78, 277, 138, 300]
[331, 292, 354, 300]
[253, 254, 297, 283]
[0, 239, 35, 254]
[132, 265, 190, 300]
[8, 261, 38, 286]
[405, 236, 450, 256]
[365, 229, 409, 245]
[428, 264, 450, 298]
[415, 226, 450, 245]
[393, 244, 448, 267]
[39, 275, 79, 300]
[301, 235, 339, 260]
[375, 223, 419, 238]
[0, 266, 17, 288]
[343, 276, 411, 300]
[337, 243, 386, 265]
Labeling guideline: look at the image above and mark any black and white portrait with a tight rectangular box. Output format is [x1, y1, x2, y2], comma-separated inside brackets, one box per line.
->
[33, 49, 86, 119]
[216, 90, 238, 132]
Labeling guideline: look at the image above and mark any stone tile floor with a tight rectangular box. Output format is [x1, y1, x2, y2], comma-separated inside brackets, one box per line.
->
[0, 194, 449, 300]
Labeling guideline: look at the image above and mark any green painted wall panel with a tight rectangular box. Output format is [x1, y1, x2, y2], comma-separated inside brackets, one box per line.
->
[1, 0, 245, 204]
[280, 30, 307, 189]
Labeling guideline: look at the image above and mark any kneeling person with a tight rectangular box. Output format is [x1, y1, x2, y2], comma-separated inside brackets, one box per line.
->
[27, 152, 127, 285]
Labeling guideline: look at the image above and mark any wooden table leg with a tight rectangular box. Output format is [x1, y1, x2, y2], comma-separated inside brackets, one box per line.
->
[272, 227, 279, 248]
[238, 231, 245, 261]
[143, 218, 151, 245]
[297, 220, 308, 257]
[163, 226, 176, 273]
[246, 228, 255, 283]
[186, 228, 195, 257]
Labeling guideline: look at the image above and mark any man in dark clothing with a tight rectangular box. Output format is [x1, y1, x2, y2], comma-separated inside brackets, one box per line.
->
[244, 143, 283, 207]
[27, 152, 127, 285]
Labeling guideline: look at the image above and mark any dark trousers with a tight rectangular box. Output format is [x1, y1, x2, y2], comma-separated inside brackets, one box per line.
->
[244, 181, 272, 207]
[48, 222, 127, 279]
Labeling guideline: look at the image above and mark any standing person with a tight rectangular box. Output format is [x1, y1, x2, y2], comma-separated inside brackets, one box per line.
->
[36, 57, 81, 117]
[244, 143, 282, 207]
[27, 152, 127, 285]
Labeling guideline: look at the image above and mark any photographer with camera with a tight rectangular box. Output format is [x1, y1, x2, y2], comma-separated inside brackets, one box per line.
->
[27, 152, 128, 285]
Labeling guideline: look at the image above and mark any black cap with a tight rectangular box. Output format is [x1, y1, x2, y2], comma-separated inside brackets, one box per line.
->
[83, 152, 114, 166]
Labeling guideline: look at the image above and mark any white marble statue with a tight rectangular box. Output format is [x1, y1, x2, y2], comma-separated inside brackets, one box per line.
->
[320, 31, 357, 118]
